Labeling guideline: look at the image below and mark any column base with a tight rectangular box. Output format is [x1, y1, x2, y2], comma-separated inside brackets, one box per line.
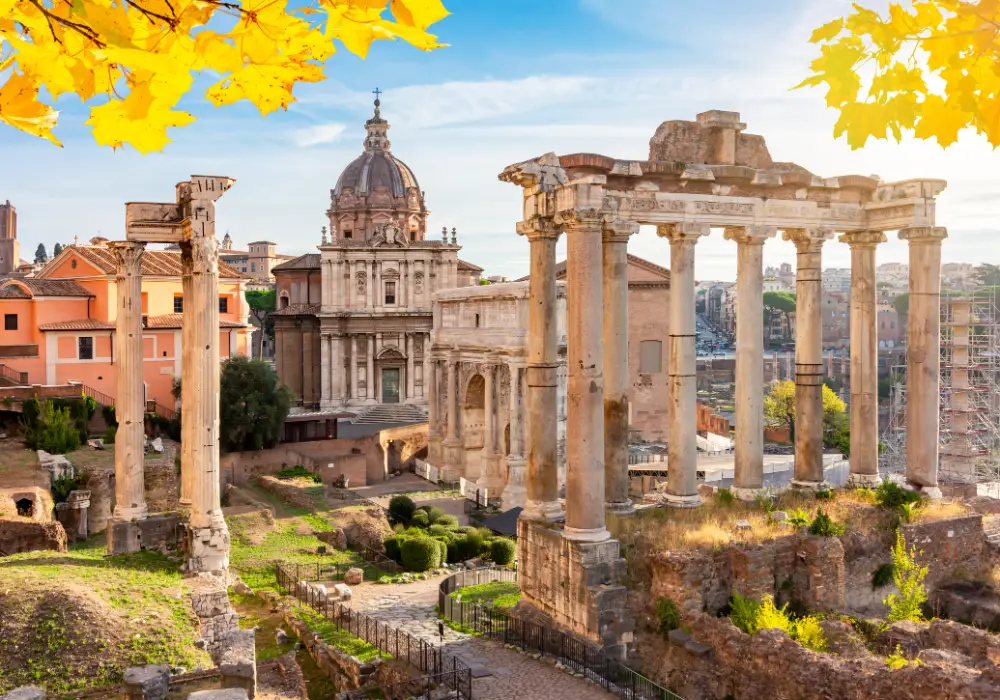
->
[847, 472, 882, 488]
[661, 492, 703, 508]
[113, 504, 149, 522]
[909, 484, 943, 500]
[605, 499, 635, 516]
[730, 486, 766, 502]
[501, 485, 527, 510]
[520, 499, 564, 522]
[477, 453, 504, 493]
[563, 525, 611, 542]
[186, 523, 231, 575]
[789, 479, 830, 492]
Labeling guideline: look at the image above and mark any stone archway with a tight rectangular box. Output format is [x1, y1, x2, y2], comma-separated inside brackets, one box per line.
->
[462, 374, 486, 480]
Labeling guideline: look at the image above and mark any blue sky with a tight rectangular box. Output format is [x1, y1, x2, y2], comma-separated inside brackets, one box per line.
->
[2, 0, 997, 280]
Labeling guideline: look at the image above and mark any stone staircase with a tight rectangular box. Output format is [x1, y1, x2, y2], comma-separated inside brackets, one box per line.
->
[984, 516, 1000, 549]
[352, 404, 428, 425]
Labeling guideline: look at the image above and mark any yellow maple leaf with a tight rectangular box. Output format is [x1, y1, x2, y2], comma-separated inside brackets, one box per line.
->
[809, 18, 844, 44]
[85, 84, 196, 153]
[0, 72, 62, 146]
[914, 94, 969, 147]
[833, 101, 888, 149]
[391, 0, 450, 30]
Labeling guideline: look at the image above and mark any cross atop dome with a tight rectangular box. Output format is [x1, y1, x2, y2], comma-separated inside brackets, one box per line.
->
[364, 87, 390, 152]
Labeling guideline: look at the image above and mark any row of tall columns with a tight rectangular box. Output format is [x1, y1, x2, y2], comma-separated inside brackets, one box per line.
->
[319, 331, 432, 405]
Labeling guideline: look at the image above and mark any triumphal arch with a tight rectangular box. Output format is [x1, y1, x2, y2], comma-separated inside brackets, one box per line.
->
[500, 110, 947, 653]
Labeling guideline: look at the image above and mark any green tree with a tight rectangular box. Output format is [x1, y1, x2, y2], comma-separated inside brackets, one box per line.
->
[33, 243, 48, 264]
[53, 242, 64, 256]
[973, 264, 1000, 287]
[245, 289, 276, 358]
[174, 357, 290, 452]
[764, 379, 847, 446]
[478, 278, 491, 285]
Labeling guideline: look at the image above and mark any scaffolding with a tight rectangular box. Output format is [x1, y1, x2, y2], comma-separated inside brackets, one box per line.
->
[881, 289, 1000, 482]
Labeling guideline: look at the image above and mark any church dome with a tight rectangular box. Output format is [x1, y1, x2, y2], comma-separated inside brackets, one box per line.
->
[334, 151, 420, 197]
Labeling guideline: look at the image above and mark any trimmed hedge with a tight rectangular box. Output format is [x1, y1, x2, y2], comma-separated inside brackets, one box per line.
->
[384, 535, 406, 565]
[401, 537, 442, 572]
[389, 495, 417, 521]
[459, 533, 484, 561]
[435, 514, 460, 529]
[490, 538, 516, 566]
[411, 510, 430, 527]
[423, 506, 446, 524]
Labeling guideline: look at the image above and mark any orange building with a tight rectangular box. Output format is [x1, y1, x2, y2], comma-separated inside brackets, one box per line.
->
[0, 244, 251, 406]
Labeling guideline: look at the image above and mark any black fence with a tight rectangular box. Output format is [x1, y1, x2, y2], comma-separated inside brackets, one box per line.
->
[276, 563, 473, 699]
[438, 568, 684, 700]
[280, 560, 389, 583]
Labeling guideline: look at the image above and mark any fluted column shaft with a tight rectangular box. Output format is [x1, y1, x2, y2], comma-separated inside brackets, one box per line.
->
[110, 241, 148, 522]
[900, 226, 948, 495]
[330, 335, 342, 404]
[179, 243, 195, 506]
[421, 333, 430, 400]
[446, 355, 459, 441]
[842, 230, 887, 486]
[320, 332, 332, 409]
[520, 220, 563, 521]
[406, 333, 415, 402]
[658, 223, 709, 507]
[366, 334, 376, 402]
[725, 226, 775, 498]
[484, 364, 496, 455]
[351, 335, 360, 400]
[562, 216, 608, 540]
[602, 221, 637, 514]
[785, 228, 833, 488]
[504, 360, 527, 507]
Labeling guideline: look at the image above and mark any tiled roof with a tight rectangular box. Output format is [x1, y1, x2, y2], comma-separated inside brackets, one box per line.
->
[272, 253, 321, 271]
[0, 278, 94, 298]
[47, 245, 246, 279]
[38, 319, 115, 331]
[0, 285, 30, 299]
[145, 314, 247, 329]
[272, 303, 321, 317]
[458, 259, 484, 272]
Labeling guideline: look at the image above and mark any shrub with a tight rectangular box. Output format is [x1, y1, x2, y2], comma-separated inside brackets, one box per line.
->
[479, 538, 494, 558]
[875, 481, 921, 510]
[884, 530, 928, 623]
[755, 596, 791, 633]
[872, 563, 895, 590]
[428, 524, 449, 537]
[793, 615, 827, 652]
[389, 495, 417, 521]
[446, 539, 461, 564]
[815, 488, 835, 500]
[384, 535, 407, 565]
[458, 526, 479, 537]
[424, 506, 446, 523]
[401, 537, 441, 572]
[490, 538, 516, 566]
[730, 593, 827, 652]
[103, 425, 117, 444]
[458, 533, 484, 561]
[26, 401, 81, 454]
[656, 597, 680, 636]
[787, 508, 811, 527]
[435, 514, 459, 529]
[102, 404, 118, 428]
[885, 644, 921, 670]
[808, 508, 846, 537]
[729, 592, 761, 634]
[716, 488, 736, 506]
[432, 538, 448, 566]
[275, 466, 321, 483]
[410, 510, 430, 528]
[51, 474, 83, 504]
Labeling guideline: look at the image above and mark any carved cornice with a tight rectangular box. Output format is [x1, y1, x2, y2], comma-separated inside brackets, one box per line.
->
[839, 230, 888, 247]
[722, 225, 776, 245]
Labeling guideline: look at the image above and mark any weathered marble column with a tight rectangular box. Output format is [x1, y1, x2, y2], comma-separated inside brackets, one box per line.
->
[320, 332, 332, 409]
[427, 356, 442, 464]
[657, 223, 709, 507]
[784, 228, 834, 490]
[841, 230, 887, 487]
[602, 220, 638, 515]
[366, 334, 376, 403]
[330, 335, 342, 405]
[479, 360, 503, 492]
[179, 242, 194, 506]
[561, 213, 609, 540]
[351, 335, 360, 401]
[724, 226, 775, 499]
[406, 333, 415, 402]
[443, 349, 463, 472]
[503, 360, 527, 508]
[900, 226, 948, 497]
[517, 218, 563, 521]
[185, 232, 229, 573]
[109, 241, 148, 523]
[422, 333, 430, 400]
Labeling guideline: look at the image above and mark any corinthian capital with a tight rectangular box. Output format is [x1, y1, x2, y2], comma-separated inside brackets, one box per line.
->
[656, 222, 710, 243]
[516, 217, 561, 242]
[603, 219, 640, 243]
[723, 226, 776, 245]
[782, 227, 834, 252]
[898, 226, 948, 244]
[839, 230, 887, 247]
[107, 240, 145, 278]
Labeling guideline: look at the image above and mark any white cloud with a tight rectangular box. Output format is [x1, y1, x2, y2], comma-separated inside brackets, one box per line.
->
[290, 123, 347, 147]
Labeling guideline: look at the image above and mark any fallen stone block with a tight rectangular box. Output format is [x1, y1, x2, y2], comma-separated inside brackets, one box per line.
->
[332, 583, 352, 601]
[683, 640, 713, 657]
[667, 629, 692, 646]
[344, 567, 364, 585]
[771, 511, 788, 522]
[188, 690, 249, 700]
[123, 664, 170, 700]
[734, 519, 752, 531]
[87, 438, 105, 450]
[219, 629, 257, 700]
[2, 687, 46, 700]
[150, 437, 164, 453]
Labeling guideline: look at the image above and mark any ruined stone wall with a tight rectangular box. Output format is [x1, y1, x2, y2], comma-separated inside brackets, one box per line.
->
[254, 476, 317, 511]
[842, 530, 896, 615]
[0, 518, 67, 556]
[902, 515, 987, 587]
[219, 434, 384, 488]
[378, 423, 428, 473]
[627, 284, 669, 442]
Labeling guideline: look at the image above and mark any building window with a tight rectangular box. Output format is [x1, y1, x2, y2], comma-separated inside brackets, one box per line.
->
[385, 281, 396, 305]
[475, 313, 480, 328]
[279, 294, 289, 309]
[78, 336, 94, 360]
[344, 230, 353, 239]
[639, 340, 662, 373]
[219, 297, 229, 313]
[4, 314, 16, 331]
[174, 296, 183, 313]
[251, 263, 256, 272]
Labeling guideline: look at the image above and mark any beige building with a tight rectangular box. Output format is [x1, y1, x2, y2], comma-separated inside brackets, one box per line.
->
[219, 234, 294, 283]
[273, 97, 481, 414]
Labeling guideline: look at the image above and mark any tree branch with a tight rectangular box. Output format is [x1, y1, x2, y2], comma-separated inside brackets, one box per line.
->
[25, 0, 105, 47]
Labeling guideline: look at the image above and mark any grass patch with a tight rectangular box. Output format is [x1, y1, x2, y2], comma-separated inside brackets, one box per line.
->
[449, 581, 521, 609]
[0, 537, 210, 695]
[289, 604, 383, 663]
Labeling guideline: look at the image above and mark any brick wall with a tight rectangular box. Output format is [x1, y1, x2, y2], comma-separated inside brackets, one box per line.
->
[902, 515, 986, 588]
[696, 403, 729, 436]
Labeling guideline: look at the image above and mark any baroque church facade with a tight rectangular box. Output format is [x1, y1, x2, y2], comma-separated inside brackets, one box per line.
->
[273, 97, 482, 413]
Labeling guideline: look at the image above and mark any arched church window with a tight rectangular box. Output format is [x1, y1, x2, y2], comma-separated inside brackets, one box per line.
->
[279, 294, 289, 309]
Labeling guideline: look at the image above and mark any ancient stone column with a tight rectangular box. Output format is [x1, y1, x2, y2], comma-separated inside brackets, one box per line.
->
[900, 226, 948, 497]
[185, 232, 229, 573]
[657, 223, 709, 507]
[784, 228, 834, 490]
[427, 356, 441, 463]
[443, 349, 463, 472]
[841, 230, 887, 487]
[179, 242, 194, 506]
[504, 360, 527, 508]
[109, 241, 148, 523]
[330, 335, 342, 405]
[366, 334, 376, 403]
[479, 360, 503, 492]
[517, 218, 563, 521]
[561, 213, 609, 540]
[320, 332, 332, 409]
[724, 226, 775, 499]
[351, 335, 359, 401]
[406, 333, 415, 402]
[602, 219, 638, 515]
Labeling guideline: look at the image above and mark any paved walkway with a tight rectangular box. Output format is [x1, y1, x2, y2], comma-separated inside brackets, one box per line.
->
[341, 578, 615, 700]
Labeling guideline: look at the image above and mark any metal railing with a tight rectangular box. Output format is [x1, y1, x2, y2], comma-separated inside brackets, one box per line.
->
[147, 400, 178, 421]
[438, 567, 684, 700]
[78, 383, 115, 408]
[0, 362, 28, 385]
[275, 563, 473, 699]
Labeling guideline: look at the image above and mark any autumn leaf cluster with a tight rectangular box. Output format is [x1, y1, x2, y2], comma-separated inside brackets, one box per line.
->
[798, 0, 1000, 149]
[0, 0, 449, 152]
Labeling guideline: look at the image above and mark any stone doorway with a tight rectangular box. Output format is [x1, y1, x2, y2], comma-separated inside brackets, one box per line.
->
[15, 497, 34, 518]
[382, 367, 401, 403]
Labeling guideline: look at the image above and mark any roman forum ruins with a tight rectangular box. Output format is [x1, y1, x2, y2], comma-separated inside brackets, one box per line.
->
[499, 110, 947, 649]
[106, 175, 234, 575]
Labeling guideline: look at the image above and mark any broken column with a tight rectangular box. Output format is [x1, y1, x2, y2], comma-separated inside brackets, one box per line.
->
[841, 230, 886, 487]
[179, 242, 195, 507]
[603, 219, 638, 515]
[725, 226, 775, 499]
[900, 226, 948, 497]
[785, 228, 833, 490]
[519, 217, 563, 521]
[657, 222, 709, 507]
